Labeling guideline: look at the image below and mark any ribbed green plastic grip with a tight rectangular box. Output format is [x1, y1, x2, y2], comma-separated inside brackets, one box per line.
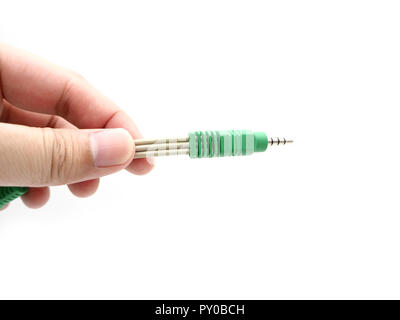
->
[188, 130, 268, 158]
[0, 187, 28, 207]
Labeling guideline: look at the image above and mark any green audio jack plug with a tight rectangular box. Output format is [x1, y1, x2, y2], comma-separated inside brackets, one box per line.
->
[133, 130, 292, 159]
[0, 130, 292, 207]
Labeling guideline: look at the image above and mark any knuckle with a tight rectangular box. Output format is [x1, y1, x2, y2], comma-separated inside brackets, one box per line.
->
[55, 79, 75, 119]
[41, 128, 76, 185]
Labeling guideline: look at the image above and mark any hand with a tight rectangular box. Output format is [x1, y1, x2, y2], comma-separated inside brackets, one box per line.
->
[0, 44, 154, 210]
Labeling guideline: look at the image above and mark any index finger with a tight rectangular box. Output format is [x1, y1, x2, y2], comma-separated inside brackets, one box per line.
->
[0, 44, 153, 175]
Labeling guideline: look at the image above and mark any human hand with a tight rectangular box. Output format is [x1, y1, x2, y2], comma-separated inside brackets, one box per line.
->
[0, 44, 154, 210]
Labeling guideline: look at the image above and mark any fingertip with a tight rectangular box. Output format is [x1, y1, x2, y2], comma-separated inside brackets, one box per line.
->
[68, 179, 100, 198]
[21, 187, 50, 209]
[90, 128, 135, 168]
[100, 109, 155, 176]
[145, 157, 155, 167]
[126, 158, 155, 175]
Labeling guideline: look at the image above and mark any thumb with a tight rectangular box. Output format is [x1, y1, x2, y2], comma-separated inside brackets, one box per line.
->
[0, 123, 135, 186]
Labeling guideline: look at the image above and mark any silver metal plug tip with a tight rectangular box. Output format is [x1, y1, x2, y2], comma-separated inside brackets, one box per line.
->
[268, 137, 293, 146]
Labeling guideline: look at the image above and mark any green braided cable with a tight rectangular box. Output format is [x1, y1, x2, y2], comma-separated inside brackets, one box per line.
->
[0, 187, 28, 207]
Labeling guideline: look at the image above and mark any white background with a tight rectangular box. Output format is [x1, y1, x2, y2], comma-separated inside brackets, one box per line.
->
[0, 0, 399, 299]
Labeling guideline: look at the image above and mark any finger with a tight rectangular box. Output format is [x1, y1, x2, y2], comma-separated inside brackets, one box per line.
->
[21, 187, 50, 209]
[1, 99, 75, 128]
[0, 100, 100, 196]
[0, 123, 134, 187]
[67, 179, 99, 198]
[0, 44, 154, 175]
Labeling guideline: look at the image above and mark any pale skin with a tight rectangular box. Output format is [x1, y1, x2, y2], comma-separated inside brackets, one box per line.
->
[0, 44, 154, 210]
